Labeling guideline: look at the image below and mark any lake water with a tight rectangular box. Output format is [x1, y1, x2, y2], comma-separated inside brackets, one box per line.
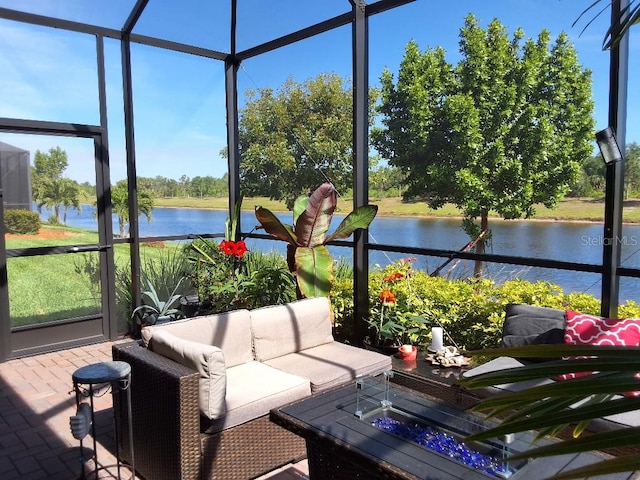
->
[40, 204, 640, 303]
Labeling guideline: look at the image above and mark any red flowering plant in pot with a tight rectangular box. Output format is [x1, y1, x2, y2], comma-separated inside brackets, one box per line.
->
[185, 199, 254, 313]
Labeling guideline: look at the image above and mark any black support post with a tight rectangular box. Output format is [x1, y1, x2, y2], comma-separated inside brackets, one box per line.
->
[95, 35, 117, 338]
[121, 34, 142, 311]
[601, 0, 629, 318]
[351, 1, 370, 344]
[226, 0, 241, 237]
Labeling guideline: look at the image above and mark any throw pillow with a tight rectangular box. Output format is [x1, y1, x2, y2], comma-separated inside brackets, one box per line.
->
[501, 303, 566, 346]
[558, 310, 640, 396]
[150, 329, 227, 419]
[501, 304, 566, 361]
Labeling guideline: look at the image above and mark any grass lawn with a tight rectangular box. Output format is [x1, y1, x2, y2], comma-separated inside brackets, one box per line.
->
[5, 226, 180, 327]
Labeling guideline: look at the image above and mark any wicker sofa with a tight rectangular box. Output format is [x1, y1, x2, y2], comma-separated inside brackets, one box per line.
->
[112, 297, 392, 480]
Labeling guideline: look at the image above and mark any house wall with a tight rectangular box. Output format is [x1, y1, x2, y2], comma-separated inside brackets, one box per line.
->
[0, 142, 32, 211]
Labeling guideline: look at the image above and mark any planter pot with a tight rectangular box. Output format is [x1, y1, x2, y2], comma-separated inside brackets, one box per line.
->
[363, 336, 401, 356]
[179, 295, 212, 318]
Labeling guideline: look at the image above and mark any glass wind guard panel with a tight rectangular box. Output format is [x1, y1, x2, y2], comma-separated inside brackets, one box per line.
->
[355, 370, 393, 419]
[356, 371, 530, 479]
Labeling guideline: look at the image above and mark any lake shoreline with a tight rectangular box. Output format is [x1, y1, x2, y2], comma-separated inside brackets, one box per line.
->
[152, 204, 637, 225]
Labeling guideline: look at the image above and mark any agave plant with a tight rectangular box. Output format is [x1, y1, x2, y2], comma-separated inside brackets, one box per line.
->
[458, 344, 640, 479]
[131, 277, 186, 325]
[255, 182, 378, 298]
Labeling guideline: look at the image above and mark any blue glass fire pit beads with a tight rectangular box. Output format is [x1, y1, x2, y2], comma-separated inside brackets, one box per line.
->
[372, 417, 511, 478]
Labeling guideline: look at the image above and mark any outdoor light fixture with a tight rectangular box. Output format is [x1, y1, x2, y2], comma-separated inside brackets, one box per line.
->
[596, 127, 624, 165]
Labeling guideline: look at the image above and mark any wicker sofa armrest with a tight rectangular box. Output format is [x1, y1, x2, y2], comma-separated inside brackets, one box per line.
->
[113, 341, 202, 480]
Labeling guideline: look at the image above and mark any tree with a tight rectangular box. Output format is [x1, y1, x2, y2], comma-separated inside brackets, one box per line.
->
[234, 73, 377, 209]
[624, 143, 640, 198]
[32, 147, 81, 225]
[372, 15, 594, 276]
[369, 164, 406, 198]
[178, 174, 190, 197]
[110, 179, 154, 238]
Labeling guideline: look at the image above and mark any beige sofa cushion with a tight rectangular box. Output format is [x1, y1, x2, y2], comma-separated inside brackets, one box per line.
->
[141, 309, 253, 367]
[264, 341, 392, 393]
[203, 361, 310, 433]
[251, 297, 333, 361]
[149, 329, 226, 420]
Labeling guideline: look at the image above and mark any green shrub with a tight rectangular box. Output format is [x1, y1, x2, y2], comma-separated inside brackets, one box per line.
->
[4, 209, 41, 234]
[331, 259, 640, 351]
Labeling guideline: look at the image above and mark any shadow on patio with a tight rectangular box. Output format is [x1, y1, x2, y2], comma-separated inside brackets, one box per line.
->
[0, 340, 308, 479]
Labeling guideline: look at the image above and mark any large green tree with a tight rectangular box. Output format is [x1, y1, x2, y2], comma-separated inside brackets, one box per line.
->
[111, 179, 154, 238]
[235, 73, 377, 208]
[624, 142, 640, 198]
[372, 15, 594, 276]
[32, 147, 80, 225]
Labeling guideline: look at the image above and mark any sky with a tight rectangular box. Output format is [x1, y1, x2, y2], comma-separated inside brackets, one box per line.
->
[0, 0, 638, 185]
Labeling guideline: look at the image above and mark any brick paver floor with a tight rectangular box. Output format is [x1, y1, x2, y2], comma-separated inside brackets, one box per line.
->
[0, 340, 308, 480]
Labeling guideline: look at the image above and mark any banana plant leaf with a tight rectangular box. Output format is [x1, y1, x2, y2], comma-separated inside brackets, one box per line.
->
[292, 194, 308, 224]
[255, 206, 297, 244]
[294, 182, 337, 248]
[295, 245, 333, 298]
[326, 204, 379, 242]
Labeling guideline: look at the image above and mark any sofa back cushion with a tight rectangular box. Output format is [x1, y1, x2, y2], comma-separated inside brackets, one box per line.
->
[502, 303, 566, 348]
[251, 297, 334, 362]
[141, 309, 253, 367]
[149, 329, 226, 420]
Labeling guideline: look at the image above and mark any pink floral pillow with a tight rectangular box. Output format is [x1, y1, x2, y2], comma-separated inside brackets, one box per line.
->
[558, 310, 640, 396]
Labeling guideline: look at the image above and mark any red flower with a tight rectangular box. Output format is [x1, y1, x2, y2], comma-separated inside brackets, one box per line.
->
[232, 240, 248, 258]
[384, 272, 404, 282]
[220, 240, 248, 258]
[220, 240, 235, 256]
[380, 289, 396, 306]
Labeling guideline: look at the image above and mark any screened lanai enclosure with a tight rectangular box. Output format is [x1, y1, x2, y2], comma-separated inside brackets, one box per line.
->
[0, 0, 636, 361]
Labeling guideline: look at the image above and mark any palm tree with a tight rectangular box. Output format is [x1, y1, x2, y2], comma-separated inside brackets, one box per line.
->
[459, 344, 640, 479]
[110, 180, 154, 238]
[575, 1, 639, 50]
[35, 177, 81, 225]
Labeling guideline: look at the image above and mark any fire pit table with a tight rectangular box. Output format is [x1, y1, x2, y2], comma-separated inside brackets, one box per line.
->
[270, 371, 636, 480]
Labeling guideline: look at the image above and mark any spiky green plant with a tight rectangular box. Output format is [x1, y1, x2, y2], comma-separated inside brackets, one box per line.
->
[131, 277, 186, 325]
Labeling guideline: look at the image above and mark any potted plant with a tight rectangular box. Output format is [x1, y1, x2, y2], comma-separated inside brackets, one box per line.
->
[365, 260, 429, 354]
[131, 277, 186, 326]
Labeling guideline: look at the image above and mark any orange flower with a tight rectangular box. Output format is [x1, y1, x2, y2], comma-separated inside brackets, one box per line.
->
[384, 272, 404, 282]
[380, 289, 396, 306]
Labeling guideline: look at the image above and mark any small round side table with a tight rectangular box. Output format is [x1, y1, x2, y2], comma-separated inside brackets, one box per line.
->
[72, 361, 135, 479]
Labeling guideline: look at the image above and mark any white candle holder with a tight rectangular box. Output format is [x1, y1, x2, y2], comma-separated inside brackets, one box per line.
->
[428, 326, 444, 352]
